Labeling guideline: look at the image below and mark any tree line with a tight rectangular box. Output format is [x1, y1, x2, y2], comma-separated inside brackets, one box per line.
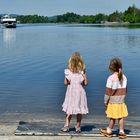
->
[55, 5, 140, 24]
[1, 5, 140, 24]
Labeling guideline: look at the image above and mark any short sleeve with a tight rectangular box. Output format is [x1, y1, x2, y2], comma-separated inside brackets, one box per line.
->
[106, 77, 112, 88]
[122, 75, 127, 88]
[64, 69, 71, 81]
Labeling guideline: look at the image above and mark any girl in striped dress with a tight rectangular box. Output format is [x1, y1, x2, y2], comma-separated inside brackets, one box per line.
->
[100, 58, 128, 139]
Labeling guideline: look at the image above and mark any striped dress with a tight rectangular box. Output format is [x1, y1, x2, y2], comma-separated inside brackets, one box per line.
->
[104, 72, 128, 119]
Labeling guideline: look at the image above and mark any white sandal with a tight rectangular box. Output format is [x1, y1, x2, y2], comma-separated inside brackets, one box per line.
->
[75, 126, 81, 133]
[61, 126, 69, 132]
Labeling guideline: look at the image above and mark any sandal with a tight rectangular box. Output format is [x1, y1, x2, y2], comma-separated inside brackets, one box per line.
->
[100, 128, 113, 138]
[61, 126, 69, 132]
[118, 132, 127, 139]
[75, 126, 81, 133]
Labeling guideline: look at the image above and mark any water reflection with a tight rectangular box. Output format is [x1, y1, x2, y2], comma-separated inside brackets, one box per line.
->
[2, 28, 16, 48]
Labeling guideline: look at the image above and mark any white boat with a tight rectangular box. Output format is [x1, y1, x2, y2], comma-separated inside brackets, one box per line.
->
[1, 15, 16, 28]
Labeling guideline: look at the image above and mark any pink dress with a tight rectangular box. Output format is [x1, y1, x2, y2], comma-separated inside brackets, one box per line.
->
[62, 69, 89, 115]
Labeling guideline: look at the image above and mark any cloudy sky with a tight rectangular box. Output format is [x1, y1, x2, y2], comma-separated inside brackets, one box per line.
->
[0, 0, 140, 16]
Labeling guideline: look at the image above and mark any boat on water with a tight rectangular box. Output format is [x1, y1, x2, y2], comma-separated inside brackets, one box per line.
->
[1, 15, 16, 28]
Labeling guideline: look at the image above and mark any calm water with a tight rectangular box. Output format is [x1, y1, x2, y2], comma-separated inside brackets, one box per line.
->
[0, 24, 140, 117]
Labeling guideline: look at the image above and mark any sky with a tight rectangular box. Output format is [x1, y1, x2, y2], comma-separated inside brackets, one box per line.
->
[0, 0, 140, 17]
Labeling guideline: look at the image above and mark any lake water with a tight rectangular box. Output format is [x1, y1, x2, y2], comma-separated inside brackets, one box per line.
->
[0, 24, 140, 118]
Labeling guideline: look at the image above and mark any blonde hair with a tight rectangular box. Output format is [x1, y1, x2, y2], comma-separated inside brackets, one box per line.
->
[68, 52, 85, 73]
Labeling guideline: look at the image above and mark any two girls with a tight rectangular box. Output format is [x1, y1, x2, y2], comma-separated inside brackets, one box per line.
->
[61, 53, 128, 139]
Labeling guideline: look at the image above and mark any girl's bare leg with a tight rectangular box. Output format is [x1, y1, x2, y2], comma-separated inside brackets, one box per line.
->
[106, 118, 115, 133]
[65, 114, 72, 127]
[118, 118, 127, 138]
[109, 118, 116, 129]
[76, 114, 82, 128]
[118, 118, 125, 133]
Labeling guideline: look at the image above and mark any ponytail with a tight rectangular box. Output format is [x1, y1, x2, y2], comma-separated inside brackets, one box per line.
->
[118, 68, 123, 81]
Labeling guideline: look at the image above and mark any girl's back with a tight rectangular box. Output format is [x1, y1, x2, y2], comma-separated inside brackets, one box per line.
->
[62, 68, 88, 115]
[65, 69, 84, 86]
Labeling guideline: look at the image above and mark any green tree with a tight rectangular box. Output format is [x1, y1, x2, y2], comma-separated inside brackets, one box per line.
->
[123, 5, 140, 23]
[8, 4, 140, 24]
[108, 11, 123, 22]
[17, 15, 48, 23]
[95, 13, 108, 23]
[56, 12, 80, 23]
[79, 15, 96, 23]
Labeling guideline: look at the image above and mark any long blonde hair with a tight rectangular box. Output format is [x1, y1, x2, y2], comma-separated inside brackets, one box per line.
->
[68, 52, 85, 73]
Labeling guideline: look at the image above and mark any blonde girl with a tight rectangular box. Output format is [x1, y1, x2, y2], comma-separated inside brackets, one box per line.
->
[61, 52, 88, 133]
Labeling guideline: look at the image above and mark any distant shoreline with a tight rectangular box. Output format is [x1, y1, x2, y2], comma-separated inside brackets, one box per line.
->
[1, 22, 139, 25]
[1, 5, 140, 25]
[7, 22, 140, 28]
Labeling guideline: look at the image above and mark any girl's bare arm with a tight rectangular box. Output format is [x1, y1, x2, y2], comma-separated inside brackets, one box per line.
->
[64, 77, 70, 85]
[83, 74, 88, 86]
